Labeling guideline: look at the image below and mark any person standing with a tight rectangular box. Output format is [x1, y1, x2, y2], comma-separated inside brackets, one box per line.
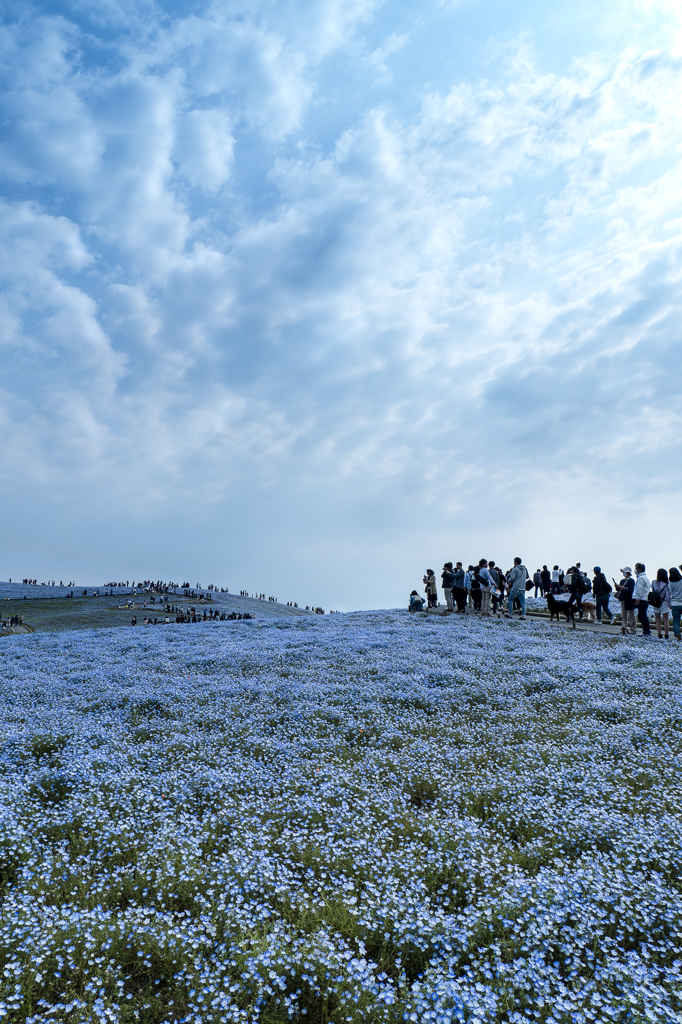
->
[669, 568, 682, 641]
[633, 562, 651, 636]
[471, 565, 483, 612]
[452, 562, 467, 613]
[540, 565, 551, 595]
[424, 570, 438, 608]
[592, 567, 613, 625]
[533, 569, 542, 597]
[551, 565, 560, 593]
[441, 563, 456, 611]
[615, 567, 636, 635]
[505, 557, 528, 620]
[464, 565, 475, 613]
[650, 569, 671, 640]
[488, 560, 502, 615]
[478, 559, 495, 617]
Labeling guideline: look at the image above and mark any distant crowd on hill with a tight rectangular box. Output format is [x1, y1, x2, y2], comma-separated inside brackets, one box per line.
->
[136, 608, 255, 626]
[411, 560, 682, 640]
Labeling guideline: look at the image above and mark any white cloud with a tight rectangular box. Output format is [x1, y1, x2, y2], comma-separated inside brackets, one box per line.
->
[173, 108, 235, 191]
[1, 0, 682, 602]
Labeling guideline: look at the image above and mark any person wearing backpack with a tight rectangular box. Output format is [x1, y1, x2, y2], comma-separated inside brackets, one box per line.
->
[477, 559, 496, 617]
[505, 557, 528, 620]
[488, 560, 502, 615]
[592, 567, 613, 625]
[470, 565, 484, 612]
[533, 570, 542, 597]
[650, 569, 671, 639]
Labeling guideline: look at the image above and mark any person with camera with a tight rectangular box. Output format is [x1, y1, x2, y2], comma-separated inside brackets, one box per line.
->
[423, 569, 438, 608]
[441, 562, 456, 611]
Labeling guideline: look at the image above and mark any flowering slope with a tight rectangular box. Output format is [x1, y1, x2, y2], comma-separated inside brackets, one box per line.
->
[1, 613, 681, 1024]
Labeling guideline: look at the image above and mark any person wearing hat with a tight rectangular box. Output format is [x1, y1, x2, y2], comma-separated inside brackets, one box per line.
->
[592, 566, 613, 625]
[614, 567, 636, 635]
[633, 562, 651, 636]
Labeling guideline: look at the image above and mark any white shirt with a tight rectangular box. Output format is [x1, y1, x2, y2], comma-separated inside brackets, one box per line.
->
[633, 572, 650, 601]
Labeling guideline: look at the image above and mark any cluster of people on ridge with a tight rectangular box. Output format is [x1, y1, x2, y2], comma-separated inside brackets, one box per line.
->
[136, 608, 255, 625]
[411, 560, 682, 640]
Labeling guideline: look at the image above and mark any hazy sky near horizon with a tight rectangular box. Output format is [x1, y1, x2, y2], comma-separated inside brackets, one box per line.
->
[1, 0, 681, 608]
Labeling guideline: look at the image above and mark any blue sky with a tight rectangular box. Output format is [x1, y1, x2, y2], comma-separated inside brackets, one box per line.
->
[1, 0, 681, 608]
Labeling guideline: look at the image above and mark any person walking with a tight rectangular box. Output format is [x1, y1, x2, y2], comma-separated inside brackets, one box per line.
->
[424, 570, 438, 608]
[633, 562, 651, 636]
[505, 557, 528, 620]
[441, 563, 456, 611]
[669, 568, 682, 641]
[650, 569, 671, 639]
[452, 562, 467, 613]
[592, 567, 613, 625]
[566, 566, 584, 620]
[615, 567, 636, 635]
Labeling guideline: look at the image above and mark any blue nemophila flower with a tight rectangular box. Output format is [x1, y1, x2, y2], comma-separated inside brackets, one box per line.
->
[1, 612, 682, 1022]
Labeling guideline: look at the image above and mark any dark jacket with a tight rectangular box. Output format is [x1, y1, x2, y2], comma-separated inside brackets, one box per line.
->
[593, 572, 610, 597]
[618, 576, 636, 610]
[540, 569, 551, 588]
[441, 569, 455, 589]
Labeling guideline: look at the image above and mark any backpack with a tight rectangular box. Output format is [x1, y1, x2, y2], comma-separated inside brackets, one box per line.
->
[578, 575, 591, 595]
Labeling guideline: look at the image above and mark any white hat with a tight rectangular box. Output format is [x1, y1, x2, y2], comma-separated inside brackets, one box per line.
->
[620, 566, 632, 574]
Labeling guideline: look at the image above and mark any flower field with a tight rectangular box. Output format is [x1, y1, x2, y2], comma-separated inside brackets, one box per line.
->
[1, 612, 682, 1024]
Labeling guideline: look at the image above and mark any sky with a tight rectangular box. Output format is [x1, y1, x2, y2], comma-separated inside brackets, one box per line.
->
[1, 0, 681, 609]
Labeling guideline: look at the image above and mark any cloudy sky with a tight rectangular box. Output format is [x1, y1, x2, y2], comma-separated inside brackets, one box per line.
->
[1, 0, 681, 608]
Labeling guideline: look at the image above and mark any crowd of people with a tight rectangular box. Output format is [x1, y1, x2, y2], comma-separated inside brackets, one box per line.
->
[1, 614, 24, 632]
[411, 559, 682, 640]
[138, 608, 255, 625]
